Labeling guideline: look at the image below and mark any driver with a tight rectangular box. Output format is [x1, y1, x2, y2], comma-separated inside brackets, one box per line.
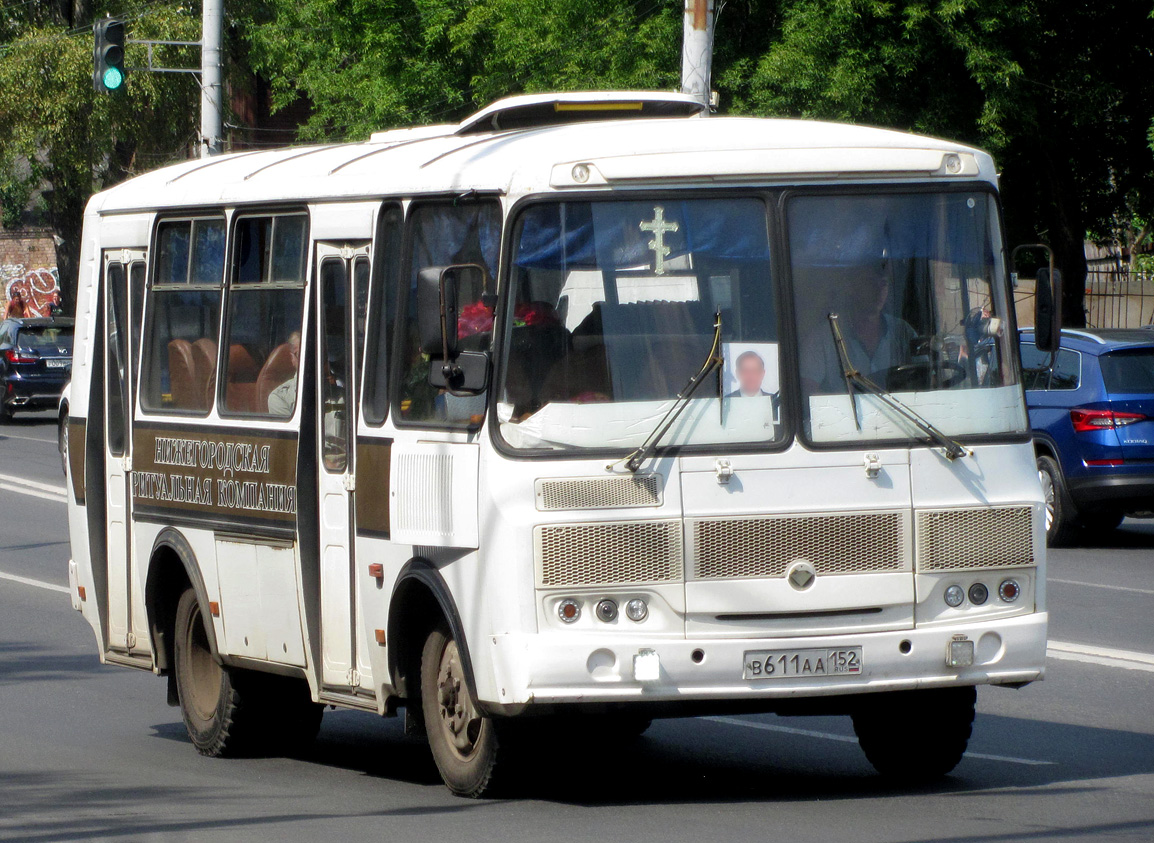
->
[800, 262, 916, 394]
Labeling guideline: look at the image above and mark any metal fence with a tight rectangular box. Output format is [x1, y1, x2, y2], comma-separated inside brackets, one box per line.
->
[1084, 268, 1154, 329]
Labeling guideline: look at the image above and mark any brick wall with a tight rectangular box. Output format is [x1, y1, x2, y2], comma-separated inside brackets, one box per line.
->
[1, 230, 60, 318]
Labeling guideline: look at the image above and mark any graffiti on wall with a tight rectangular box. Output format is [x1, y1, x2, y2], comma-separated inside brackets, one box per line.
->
[2, 264, 60, 318]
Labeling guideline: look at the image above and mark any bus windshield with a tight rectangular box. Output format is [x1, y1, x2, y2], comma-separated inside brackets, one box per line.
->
[495, 190, 1025, 454]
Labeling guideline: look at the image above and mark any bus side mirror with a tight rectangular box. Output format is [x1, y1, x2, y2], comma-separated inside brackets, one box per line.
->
[415, 264, 490, 394]
[1034, 266, 1061, 353]
[1011, 244, 1061, 353]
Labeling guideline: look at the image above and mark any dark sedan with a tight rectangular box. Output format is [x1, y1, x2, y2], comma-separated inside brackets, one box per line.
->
[0, 317, 74, 422]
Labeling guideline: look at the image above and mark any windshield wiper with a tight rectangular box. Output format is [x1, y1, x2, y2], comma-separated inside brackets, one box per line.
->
[611, 310, 724, 473]
[827, 313, 970, 461]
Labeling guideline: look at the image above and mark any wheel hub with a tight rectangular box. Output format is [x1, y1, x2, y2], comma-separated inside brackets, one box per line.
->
[436, 640, 481, 756]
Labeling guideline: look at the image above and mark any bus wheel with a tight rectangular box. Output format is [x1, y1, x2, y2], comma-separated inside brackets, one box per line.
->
[421, 624, 501, 797]
[174, 588, 258, 757]
[852, 686, 976, 780]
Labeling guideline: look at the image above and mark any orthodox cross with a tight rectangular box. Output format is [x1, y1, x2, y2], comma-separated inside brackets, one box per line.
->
[640, 206, 679, 276]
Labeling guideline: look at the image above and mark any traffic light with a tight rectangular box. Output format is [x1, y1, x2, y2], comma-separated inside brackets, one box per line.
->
[93, 19, 126, 93]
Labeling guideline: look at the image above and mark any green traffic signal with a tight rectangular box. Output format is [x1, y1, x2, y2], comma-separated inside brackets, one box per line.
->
[94, 19, 126, 94]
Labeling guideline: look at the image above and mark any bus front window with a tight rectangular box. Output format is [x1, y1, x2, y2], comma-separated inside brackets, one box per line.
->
[497, 198, 784, 453]
[789, 191, 1027, 446]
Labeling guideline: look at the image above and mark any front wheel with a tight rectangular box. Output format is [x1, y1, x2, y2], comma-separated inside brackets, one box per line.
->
[852, 686, 976, 780]
[421, 624, 502, 797]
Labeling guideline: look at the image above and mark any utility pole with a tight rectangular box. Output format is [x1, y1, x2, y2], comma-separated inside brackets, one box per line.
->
[200, 0, 223, 157]
[680, 0, 715, 112]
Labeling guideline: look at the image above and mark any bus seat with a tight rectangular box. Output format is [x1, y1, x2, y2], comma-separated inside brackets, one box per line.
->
[223, 344, 261, 412]
[167, 339, 200, 410]
[191, 338, 217, 409]
[540, 344, 612, 404]
[257, 340, 298, 412]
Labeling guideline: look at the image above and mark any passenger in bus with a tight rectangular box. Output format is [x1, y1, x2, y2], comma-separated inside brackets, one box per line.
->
[266, 331, 302, 415]
[800, 263, 915, 394]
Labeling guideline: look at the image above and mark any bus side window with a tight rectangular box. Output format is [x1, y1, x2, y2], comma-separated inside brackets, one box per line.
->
[396, 200, 501, 426]
[363, 203, 403, 425]
[141, 217, 225, 414]
[223, 214, 308, 417]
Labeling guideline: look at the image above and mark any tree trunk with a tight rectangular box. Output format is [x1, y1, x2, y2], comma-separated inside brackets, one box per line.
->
[1040, 149, 1088, 328]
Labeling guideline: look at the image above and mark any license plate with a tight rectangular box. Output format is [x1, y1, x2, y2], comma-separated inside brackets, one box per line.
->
[45, 359, 69, 368]
[743, 647, 863, 680]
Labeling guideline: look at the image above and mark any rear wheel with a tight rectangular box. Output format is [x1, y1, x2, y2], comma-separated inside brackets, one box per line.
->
[58, 411, 68, 476]
[852, 686, 976, 780]
[173, 588, 263, 757]
[0, 402, 12, 423]
[1037, 455, 1077, 547]
[421, 624, 502, 797]
[1080, 509, 1124, 534]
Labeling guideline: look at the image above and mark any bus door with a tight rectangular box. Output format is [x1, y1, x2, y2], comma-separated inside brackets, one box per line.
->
[315, 242, 372, 690]
[103, 250, 149, 656]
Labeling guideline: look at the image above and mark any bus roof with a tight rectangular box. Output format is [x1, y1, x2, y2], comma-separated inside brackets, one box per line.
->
[88, 93, 996, 215]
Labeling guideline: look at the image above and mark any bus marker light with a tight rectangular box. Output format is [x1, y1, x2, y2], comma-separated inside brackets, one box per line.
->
[944, 585, 964, 607]
[968, 583, 989, 605]
[998, 579, 1021, 603]
[625, 598, 648, 622]
[374, 629, 386, 645]
[558, 599, 581, 623]
[595, 599, 618, 622]
[209, 601, 220, 617]
[77, 585, 86, 601]
[368, 563, 384, 580]
[947, 636, 974, 668]
[633, 648, 660, 682]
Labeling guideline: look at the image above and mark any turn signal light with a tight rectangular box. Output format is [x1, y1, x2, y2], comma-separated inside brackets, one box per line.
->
[1071, 408, 1146, 432]
[999, 579, 1021, 602]
[3, 349, 37, 364]
[558, 599, 580, 623]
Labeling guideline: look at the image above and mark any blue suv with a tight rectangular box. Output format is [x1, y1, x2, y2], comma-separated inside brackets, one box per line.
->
[1019, 328, 1154, 545]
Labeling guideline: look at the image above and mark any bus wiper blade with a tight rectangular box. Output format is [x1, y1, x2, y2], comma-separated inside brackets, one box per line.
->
[827, 313, 970, 461]
[611, 310, 723, 473]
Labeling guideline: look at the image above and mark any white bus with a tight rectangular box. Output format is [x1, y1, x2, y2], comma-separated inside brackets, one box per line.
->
[65, 91, 1051, 797]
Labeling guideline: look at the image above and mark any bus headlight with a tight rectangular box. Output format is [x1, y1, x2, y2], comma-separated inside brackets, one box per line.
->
[944, 585, 965, 607]
[625, 598, 648, 622]
[595, 599, 618, 622]
[968, 583, 989, 605]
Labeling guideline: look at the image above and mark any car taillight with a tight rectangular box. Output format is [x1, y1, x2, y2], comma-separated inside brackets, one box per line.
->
[4, 349, 37, 364]
[1070, 408, 1146, 432]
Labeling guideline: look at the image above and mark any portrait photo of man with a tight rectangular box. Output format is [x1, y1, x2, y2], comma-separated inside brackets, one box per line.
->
[727, 350, 771, 398]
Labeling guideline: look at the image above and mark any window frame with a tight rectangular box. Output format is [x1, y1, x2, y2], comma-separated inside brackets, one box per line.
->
[362, 201, 405, 427]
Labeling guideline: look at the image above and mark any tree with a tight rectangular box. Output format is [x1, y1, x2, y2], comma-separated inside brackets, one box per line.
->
[738, 0, 1154, 327]
[0, 4, 202, 305]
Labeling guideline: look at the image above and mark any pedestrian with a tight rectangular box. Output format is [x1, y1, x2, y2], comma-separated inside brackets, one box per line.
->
[3, 289, 28, 319]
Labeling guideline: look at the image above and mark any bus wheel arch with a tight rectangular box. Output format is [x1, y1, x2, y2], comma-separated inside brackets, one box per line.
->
[145, 529, 220, 704]
[387, 559, 480, 715]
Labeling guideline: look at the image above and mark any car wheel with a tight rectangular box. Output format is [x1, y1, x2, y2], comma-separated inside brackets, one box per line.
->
[1037, 454, 1077, 547]
[0, 402, 12, 424]
[58, 411, 69, 476]
[853, 686, 976, 780]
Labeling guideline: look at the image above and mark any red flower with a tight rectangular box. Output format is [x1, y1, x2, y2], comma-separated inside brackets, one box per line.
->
[514, 302, 558, 327]
[458, 301, 494, 337]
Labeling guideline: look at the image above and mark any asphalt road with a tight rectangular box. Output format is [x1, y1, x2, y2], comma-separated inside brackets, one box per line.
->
[1, 410, 1152, 843]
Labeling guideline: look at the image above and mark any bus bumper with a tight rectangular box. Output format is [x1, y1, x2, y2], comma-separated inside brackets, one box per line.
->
[485, 612, 1047, 708]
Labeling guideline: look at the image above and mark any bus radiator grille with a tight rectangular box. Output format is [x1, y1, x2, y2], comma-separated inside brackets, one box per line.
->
[915, 505, 1036, 572]
[534, 520, 684, 587]
[535, 474, 663, 511]
[688, 511, 908, 580]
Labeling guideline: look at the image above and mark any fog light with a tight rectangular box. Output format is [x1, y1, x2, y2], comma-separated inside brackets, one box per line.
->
[558, 599, 581, 623]
[625, 598, 648, 622]
[595, 599, 618, 622]
[968, 583, 989, 605]
[633, 648, 661, 682]
[947, 636, 974, 668]
[944, 585, 965, 607]
[998, 579, 1021, 603]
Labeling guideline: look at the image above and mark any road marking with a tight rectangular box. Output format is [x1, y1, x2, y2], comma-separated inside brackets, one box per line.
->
[1047, 640, 1154, 673]
[0, 473, 67, 504]
[1049, 577, 1154, 597]
[703, 716, 1054, 766]
[0, 570, 70, 595]
[0, 431, 56, 444]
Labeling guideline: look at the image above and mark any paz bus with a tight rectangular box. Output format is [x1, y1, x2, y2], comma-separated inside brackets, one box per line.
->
[65, 91, 1051, 797]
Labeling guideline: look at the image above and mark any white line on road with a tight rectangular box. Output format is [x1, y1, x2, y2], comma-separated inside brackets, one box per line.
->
[0, 570, 70, 594]
[0, 431, 56, 444]
[0, 473, 67, 504]
[703, 716, 1054, 766]
[1049, 577, 1154, 597]
[1047, 640, 1154, 673]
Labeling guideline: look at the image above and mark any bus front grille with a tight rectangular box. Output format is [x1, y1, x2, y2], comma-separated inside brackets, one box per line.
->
[535, 474, 663, 511]
[535, 520, 683, 587]
[688, 511, 909, 580]
[915, 505, 1036, 572]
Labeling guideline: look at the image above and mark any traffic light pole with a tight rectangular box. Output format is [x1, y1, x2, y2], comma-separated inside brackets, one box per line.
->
[200, 0, 223, 157]
[680, 0, 715, 112]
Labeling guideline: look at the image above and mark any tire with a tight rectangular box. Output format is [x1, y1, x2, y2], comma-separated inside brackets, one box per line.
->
[420, 623, 502, 797]
[58, 412, 68, 477]
[0, 402, 12, 424]
[173, 588, 262, 757]
[852, 686, 976, 780]
[1037, 455, 1077, 547]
